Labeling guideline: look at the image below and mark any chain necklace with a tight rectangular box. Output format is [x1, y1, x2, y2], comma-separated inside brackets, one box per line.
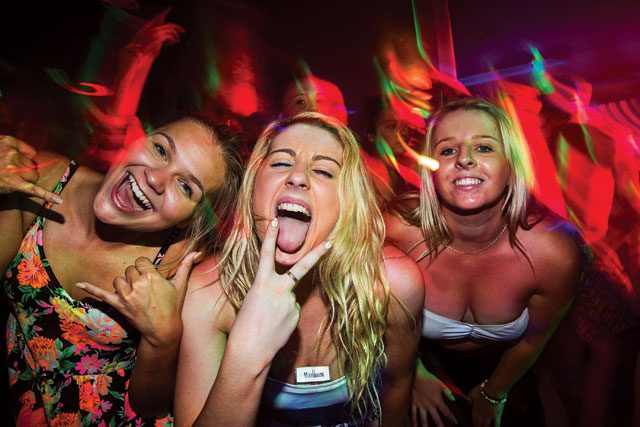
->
[446, 225, 508, 255]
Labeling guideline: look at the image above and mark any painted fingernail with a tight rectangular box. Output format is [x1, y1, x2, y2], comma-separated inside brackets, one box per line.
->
[324, 241, 333, 250]
[271, 217, 279, 228]
[75, 282, 86, 289]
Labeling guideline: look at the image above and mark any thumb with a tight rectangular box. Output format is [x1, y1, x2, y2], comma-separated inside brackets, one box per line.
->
[16, 139, 38, 158]
[444, 387, 456, 401]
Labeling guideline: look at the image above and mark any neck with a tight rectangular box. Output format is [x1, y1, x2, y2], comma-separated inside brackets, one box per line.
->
[443, 203, 507, 246]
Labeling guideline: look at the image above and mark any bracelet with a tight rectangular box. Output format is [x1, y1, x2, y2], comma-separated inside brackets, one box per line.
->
[480, 379, 508, 405]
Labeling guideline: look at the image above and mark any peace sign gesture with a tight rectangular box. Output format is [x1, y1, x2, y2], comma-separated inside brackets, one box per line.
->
[76, 252, 200, 347]
[227, 217, 332, 365]
[0, 135, 63, 204]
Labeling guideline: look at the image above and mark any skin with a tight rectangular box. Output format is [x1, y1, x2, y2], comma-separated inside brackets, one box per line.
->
[174, 124, 424, 426]
[0, 119, 226, 417]
[282, 76, 349, 125]
[252, 124, 341, 266]
[385, 109, 580, 427]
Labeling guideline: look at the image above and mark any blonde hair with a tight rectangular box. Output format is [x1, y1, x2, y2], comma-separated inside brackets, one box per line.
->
[396, 97, 535, 259]
[218, 112, 390, 419]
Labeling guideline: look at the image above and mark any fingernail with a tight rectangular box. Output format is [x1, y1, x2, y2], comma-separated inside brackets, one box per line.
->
[54, 196, 63, 204]
[324, 241, 333, 250]
[75, 283, 86, 289]
[271, 217, 279, 228]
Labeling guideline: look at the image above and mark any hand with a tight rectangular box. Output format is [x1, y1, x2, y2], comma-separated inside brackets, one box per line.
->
[125, 8, 185, 61]
[412, 368, 458, 427]
[468, 385, 504, 427]
[227, 217, 332, 367]
[0, 135, 62, 204]
[76, 252, 200, 347]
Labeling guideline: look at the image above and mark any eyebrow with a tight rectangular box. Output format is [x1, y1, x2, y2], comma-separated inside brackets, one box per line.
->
[155, 131, 206, 196]
[269, 148, 342, 168]
[435, 135, 499, 146]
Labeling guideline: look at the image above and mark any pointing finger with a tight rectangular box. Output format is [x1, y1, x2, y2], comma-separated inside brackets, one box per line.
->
[256, 218, 278, 280]
[18, 179, 63, 204]
[285, 241, 332, 291]
[76, 282, 120, 307]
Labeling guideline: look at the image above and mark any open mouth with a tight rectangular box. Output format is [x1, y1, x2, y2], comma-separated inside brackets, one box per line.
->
[113, 172, 153, 211]
[275, 200, 312, 253]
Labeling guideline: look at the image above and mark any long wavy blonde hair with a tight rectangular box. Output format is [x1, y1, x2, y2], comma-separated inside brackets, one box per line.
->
[394, 97, 535, 260]
[217, 112, 390, 419]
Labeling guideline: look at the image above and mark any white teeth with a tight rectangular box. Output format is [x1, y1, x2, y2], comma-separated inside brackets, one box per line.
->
[277, 202, 311, 218]
[455, 177, 481, 186]
[128, 174, 152, 209]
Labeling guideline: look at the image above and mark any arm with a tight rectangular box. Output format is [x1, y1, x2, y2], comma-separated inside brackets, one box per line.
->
[176, 219, 332, 426]
[84, 9, 184, 171]
[468, 228, 581, 427]
[173, 258, 231, 426]
[380, 245, 424, 426]
[77, 253, 199, 417]
[0, 136, 66, 271]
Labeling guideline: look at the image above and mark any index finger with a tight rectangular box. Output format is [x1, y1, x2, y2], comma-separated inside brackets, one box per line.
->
[17, 179, 63, 204]
[255, 217, 279, 279]
[285, 240, 333, 290]
[76, 282, 120, 308]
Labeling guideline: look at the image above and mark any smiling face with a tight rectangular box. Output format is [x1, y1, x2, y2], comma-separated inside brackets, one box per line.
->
[431, 109, 509, 214]
[252, 123, 343, 266]
[282, 77, 348, 125]
[93, 119, 226, 232]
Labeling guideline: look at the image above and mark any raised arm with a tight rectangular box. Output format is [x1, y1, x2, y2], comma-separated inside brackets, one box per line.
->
[467, 227, 581, 427]
[380, 245, 424, 426]
[0, 136, 66, 272]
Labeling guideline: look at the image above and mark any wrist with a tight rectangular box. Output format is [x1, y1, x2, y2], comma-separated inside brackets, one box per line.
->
[479, 379, 508, 405]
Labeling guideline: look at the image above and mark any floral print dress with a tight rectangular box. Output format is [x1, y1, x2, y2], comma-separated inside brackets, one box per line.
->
[3, 161, 172, 426]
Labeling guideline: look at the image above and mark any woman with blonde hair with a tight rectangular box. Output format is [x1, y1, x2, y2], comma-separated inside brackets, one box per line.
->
[386, 97, 581, 427]
[174, 112, 423, 426]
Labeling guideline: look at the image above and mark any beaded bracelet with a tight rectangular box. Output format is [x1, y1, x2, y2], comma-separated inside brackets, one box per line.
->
[480, 380, 508, 405]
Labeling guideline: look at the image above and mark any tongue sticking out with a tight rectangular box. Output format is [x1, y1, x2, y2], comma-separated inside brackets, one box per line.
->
[277, 217, 311, 253]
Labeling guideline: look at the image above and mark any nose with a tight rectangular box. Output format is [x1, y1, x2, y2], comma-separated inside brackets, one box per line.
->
[145, 167, 167, 194]
[286, 164, 310, 190]
[456, 144, 476, 168]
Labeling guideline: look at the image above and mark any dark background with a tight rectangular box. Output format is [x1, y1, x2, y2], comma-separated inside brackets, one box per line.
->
[1, 0, 639, 423]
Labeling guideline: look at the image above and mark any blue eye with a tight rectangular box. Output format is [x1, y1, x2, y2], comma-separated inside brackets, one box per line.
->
[179, 180, 193, 197]
[477, 144, 493, 153]
[440, 147, 455, 156]
[154, 143, 167, 160]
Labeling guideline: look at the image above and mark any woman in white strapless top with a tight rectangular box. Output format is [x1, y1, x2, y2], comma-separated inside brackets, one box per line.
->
[385, 97, 582, 427]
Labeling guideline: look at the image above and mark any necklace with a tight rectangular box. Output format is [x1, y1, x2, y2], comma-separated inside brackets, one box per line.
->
[446, 224, 508, 255]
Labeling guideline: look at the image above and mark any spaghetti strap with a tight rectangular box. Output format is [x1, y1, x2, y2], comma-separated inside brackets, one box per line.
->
[25, 160, 79, 232]
[152, 227, 180, 267]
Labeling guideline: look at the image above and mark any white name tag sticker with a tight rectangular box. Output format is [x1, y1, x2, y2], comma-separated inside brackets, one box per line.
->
[295, 366, 331, 383]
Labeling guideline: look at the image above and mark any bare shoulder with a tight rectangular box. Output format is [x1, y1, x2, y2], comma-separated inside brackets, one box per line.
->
[383, 211, 422, 254]
[33, 151, 71, 193]
[520, 218, 582, 293]
[382, 245, 424, 316]
[183, 255, 235, 334]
